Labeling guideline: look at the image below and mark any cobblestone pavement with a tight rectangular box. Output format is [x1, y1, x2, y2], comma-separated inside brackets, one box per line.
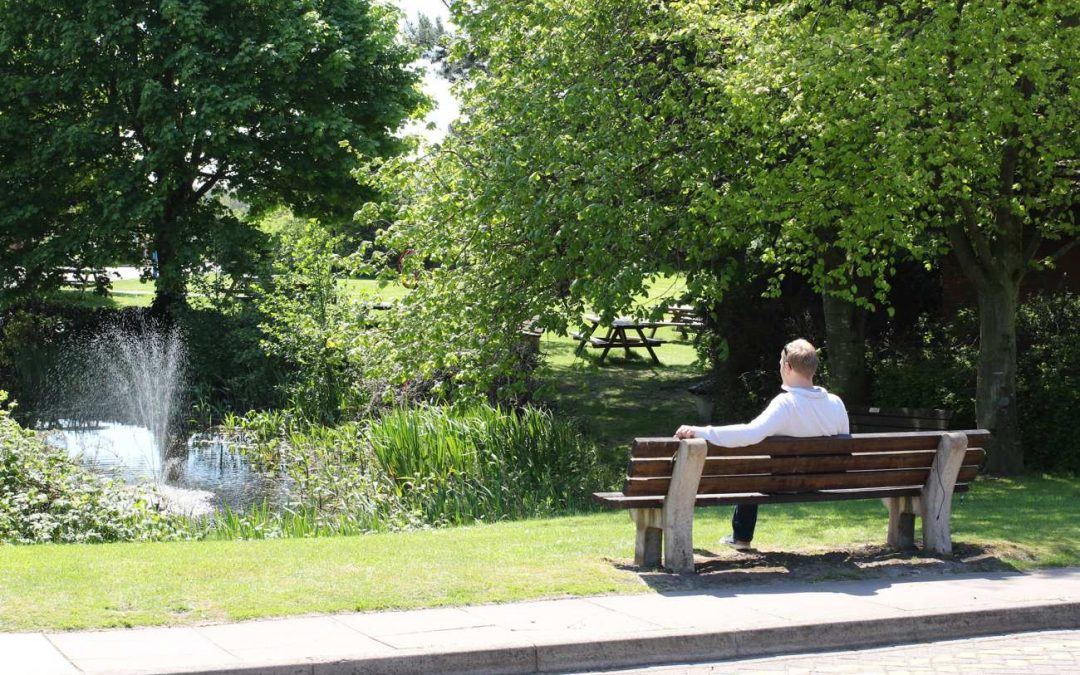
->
[589, 630, 1080, 674]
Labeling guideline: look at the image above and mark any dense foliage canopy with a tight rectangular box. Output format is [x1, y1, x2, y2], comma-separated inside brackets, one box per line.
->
[0, 0, 426, 311]
[371, 0, 1078, 471]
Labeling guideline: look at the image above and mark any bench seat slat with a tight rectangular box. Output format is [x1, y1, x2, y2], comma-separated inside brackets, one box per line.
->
[629, 431, 990, 459]
[594, 482, 972, 509]
[623, 465, 979, 497]
[627, 448, 985, 479]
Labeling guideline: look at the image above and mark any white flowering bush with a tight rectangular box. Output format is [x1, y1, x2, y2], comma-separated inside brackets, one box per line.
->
[0, 392, 188, 544]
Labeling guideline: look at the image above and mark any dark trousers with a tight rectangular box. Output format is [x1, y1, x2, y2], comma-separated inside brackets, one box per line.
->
[732, 504, 758, 542]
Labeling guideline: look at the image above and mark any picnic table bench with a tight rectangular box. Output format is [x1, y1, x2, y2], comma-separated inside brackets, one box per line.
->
[593, 429, 989, 573]
[58, 267, 110, 288]
[573, 314, 666, 365]
[660, 304, 704, 338]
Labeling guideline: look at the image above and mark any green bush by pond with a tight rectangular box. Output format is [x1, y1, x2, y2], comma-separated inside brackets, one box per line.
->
[216, 404, 619, 538]
[0, 392, 186, 544]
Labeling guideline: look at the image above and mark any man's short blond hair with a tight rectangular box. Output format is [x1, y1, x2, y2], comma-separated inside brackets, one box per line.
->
[782, 339, 818, 378]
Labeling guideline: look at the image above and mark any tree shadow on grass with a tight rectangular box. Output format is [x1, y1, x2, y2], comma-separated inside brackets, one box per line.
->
[617, 543, 1025, 594]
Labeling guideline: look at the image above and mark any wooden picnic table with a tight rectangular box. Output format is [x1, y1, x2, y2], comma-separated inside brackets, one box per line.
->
[574, 314, 666, 365]
[657, 305, 704, 339]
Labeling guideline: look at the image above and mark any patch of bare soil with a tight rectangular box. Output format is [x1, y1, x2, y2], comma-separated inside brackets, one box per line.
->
[621, 542, 1032, 592]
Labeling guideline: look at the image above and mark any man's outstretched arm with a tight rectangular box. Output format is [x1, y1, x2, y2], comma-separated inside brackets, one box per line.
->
[675, 397, 787, 448]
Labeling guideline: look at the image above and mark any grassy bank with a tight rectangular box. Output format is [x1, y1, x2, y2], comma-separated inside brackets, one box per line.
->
[1, 474, 1075, 631]
[58, 277, 410, 309]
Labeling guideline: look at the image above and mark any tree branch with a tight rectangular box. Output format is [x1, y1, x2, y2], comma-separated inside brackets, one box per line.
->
[946, 219, 989, 288]
[191, 169, 225, 202]
[959, 200, 996, 272]
[1046, 237, 1079, 263]
[1022, 228, 1043, 265]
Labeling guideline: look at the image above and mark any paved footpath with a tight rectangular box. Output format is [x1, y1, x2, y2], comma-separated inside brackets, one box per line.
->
[590, 629, 1080, 673]
[4, 567, 1079, 675]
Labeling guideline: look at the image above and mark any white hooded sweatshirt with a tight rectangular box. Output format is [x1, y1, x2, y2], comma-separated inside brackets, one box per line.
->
[688, 385, 849, 447]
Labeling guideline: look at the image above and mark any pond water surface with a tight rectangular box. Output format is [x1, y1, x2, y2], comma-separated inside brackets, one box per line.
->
[45, 421, 286, 515]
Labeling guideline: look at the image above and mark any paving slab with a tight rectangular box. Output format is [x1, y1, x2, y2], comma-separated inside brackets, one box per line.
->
[332, 606, 491, 637]
[197, 616, 394, 662]
[462, 598, 663, 634]
[48, 626, 240, 674]
[584, 593, 786, 630]
[0, 633, 79, 675]
[15, 567, 1080, 675]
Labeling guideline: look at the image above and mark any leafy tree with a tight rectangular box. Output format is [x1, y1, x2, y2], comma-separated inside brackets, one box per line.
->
[372, 0, 1078, 476]
[364, 0, 740, 397]
[368, 0, 890, 400]
[693, 0, 1080, 473]
[404, 12, 447, 53]
[0, 0, 426, 313]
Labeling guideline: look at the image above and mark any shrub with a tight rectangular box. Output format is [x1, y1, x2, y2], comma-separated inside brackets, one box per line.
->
[225, 403, 611, 535]
[1015, 293, 1080, 473]
[255, 221, 374, 423]
[0, 392, 187, 544]
[366, 404, 612, 525]
[869, 293, 1080, 473]
[181, 304, 286, 417]
[869, 313, 978, 425]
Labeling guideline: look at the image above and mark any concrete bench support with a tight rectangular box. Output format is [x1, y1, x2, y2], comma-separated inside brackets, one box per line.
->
[883, 495, 919, 551]
[629, 508, 663, 568]
[920, 431, 969, 555]
[661, 438, 707, 574]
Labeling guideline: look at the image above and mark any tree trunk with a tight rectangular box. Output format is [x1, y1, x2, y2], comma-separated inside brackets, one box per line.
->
[821, 293, 868, 404]
[974, 278, 1022, 475]
[150, 219, 186, 317]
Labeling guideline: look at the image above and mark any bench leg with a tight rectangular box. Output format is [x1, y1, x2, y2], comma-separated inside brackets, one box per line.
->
[883, 496, 917, 550]
[920, 432, 969, 555]
[662, 439, 708, 574]
[629, 508, 663, 568]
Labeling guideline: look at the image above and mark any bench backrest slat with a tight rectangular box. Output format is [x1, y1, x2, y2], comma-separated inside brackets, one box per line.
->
[628, 447, 985, 479]
[630, 431, 989, 459]
[625, 464, 980, 497]
[622, 430, 988, 499]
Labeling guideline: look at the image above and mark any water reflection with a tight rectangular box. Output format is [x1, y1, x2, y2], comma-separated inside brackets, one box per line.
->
[45, 421, 286, 515]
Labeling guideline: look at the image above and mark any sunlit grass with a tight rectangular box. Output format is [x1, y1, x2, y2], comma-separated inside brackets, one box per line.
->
[56, 276, 410, 308]
[0, 474, 1074, 631]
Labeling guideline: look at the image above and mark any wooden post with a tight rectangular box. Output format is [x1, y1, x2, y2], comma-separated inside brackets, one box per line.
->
[629, 508, 663, 567]
[920, 431, 969, 555]
[662, 438, 707, 574]
[883, 496, 916, 550]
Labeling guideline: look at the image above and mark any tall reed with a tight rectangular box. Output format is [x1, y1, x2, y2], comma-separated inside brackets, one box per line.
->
[216, 404, 609, 537]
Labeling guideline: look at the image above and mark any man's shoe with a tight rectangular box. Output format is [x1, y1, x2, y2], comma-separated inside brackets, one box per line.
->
[721, 534, 753, 551]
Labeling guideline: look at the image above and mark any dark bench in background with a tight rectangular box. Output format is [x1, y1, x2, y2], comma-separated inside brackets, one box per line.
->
[848, 405, 959, 433]
[594, 430, 989, 573]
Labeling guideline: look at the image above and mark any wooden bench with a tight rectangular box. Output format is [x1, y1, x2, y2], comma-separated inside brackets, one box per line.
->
[593, 430, 989, 573]
[58, 267, 109, 288]
[848, 405, 957, 433]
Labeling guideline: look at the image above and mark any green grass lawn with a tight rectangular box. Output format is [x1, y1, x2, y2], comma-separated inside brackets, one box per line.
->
[537, 331, 703, 447]
[58, 277, 411, 310]
[61, 271, 679, 311]
[0, 474, 1075, 631]
[533, 272, 703, 446]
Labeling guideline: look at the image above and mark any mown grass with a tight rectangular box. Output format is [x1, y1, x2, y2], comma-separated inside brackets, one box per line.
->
[57, 277, 411, 309]
[0, 474, 1075, 631]
[63, 271, 679, 309]
[537, 327, 704, 447]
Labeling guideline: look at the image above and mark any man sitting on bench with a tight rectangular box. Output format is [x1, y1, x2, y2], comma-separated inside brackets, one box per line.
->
[675, 338, 849, 551]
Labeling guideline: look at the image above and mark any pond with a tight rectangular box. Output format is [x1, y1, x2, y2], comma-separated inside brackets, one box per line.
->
[44, 420, 286, 516]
